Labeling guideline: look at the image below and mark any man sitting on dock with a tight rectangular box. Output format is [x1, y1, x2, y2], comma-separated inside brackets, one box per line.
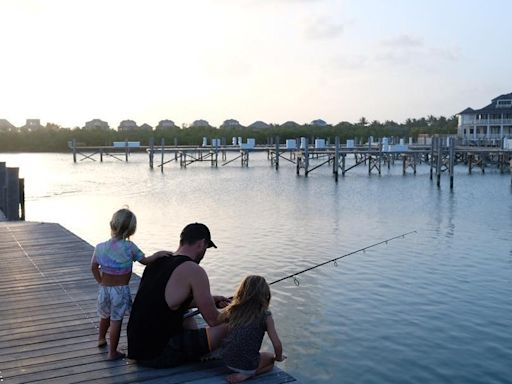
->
[127, 223, 230, 368]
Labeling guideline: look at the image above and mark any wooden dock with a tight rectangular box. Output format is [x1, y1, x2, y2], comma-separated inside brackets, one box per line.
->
[0, 221, 297, 384]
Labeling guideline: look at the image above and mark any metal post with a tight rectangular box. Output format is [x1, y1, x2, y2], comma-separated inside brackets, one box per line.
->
[100, 148, 103, 162]
[72, 139, 77, 163]
[125, 139, 129, 162]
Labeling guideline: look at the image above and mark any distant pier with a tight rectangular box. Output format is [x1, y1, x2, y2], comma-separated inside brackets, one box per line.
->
[69, 136, 512, 189]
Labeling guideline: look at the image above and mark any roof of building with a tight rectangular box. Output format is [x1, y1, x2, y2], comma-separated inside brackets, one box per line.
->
[191, 119, 210, 127]
[311, 119, 328, 126]
[248, 121, 270, 129]
[0, 119, 15, 128]
[458, 92, 512, 115]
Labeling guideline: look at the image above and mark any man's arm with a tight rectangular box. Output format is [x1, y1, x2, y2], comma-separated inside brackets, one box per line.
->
[189, 265, 222, 326]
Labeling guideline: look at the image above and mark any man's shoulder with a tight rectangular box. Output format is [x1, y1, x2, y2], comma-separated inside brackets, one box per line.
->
[146, 254, 197, 272]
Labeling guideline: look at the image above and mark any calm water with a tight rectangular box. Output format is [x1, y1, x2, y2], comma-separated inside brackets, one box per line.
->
[2, 152, 512, 383]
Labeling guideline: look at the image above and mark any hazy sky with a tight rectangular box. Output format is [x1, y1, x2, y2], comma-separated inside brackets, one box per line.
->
[1, 0, 510, 128]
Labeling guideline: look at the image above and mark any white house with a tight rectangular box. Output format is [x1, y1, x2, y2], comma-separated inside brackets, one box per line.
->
[248, 121, 270, 129]
[457, 93, 512, 139]
[156, 120, 177, 130]
[21, 119, 43, 131]
[221, 119, 242, 128]
[118, 120, 138, 131]
[84, 119, 110, 130]
[191, 119, 210, 128]
[0, 119, 15, 132]
[311, 119, 328, 127]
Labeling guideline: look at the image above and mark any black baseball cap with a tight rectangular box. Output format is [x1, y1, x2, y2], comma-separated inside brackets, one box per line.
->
[180, 223, 217, 248]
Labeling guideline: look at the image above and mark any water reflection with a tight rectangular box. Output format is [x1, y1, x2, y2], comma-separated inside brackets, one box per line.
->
[2, 152, 512, 384]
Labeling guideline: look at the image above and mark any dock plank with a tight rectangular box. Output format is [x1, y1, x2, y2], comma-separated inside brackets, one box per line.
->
[0, 222, 297, 383]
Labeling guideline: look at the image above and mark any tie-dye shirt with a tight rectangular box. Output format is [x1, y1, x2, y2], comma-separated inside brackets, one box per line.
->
[93, 238, 144, 275]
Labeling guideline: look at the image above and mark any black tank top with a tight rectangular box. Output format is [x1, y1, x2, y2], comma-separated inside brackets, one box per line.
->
[127, 255, 194, 360]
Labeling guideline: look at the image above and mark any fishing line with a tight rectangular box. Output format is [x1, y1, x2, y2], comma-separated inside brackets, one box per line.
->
[184, 230, 417, 319]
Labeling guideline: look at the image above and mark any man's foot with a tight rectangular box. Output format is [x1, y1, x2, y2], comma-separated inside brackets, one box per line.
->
[97, 339, 107, 348]
[107, 351, 125, 361]
[226, 373, 252, 383]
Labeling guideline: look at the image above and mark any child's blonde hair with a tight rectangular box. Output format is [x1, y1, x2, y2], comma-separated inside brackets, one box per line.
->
[220, 275, 271, 328]
[110, 208, 137, 240]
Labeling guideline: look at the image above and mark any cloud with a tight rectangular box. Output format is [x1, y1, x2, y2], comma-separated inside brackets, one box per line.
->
[332, 54, 369, 70]
[428, 47, 462, 62]
[305, 18, 345, 39]
[375, 34, 460, 66]
[381, 34, 424, 48]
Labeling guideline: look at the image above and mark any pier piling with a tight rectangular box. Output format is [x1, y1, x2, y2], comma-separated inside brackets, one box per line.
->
[149, 137, 154, 169]
[449, 137, 455, 189]
[160, 138, 165, 172]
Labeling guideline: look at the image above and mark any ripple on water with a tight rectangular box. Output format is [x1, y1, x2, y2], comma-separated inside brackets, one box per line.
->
[8, 152, 512, 384]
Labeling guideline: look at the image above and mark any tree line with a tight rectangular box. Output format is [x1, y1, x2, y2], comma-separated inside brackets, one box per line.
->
[0, 115, 457, 152]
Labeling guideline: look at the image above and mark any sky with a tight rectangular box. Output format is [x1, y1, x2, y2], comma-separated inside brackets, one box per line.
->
[0, 0, 511, 128]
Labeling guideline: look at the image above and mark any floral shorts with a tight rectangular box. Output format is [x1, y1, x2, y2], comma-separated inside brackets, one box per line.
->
[97, 285, 132, 321]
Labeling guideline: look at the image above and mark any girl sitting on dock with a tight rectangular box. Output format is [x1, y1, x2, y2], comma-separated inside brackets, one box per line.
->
[91, 208, 165, 360]
[220, 275, 285, 383]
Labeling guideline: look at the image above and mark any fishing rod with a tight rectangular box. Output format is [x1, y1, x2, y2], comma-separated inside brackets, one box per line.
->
[184, 230, 417, 319]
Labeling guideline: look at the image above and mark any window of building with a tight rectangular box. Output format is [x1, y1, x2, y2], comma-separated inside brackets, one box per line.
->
[477, 114, 488, 120]
[497, 100, 512, 107]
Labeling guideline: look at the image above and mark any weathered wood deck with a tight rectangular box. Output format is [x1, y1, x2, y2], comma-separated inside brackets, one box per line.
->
[0, 221, 297, 384]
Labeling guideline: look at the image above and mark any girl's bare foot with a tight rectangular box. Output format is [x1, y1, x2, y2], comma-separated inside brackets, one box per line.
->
[226, 373, 252, 383]
[97, 339, 107, 348]
[107, 351, 125, 361]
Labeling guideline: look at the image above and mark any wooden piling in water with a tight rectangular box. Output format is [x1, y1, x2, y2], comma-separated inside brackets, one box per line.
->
[6, 167, 20, 220]
[123, 139, 128, 162]
[334, 137, 340, 182]
[160, 138, 165, 173]
[72, 139, 77, 163]
[0, 162, 6, 215]
[430, 138, 434, 180]
[149, 137, 154, 169]
[436, 137, 442, 187]
[304, 138, 309, 177]
[449, 137, 455, 189]
[275, 136, 280, 171]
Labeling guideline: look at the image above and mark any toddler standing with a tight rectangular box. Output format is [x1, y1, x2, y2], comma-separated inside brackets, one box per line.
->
[91, 208, 164, 360]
